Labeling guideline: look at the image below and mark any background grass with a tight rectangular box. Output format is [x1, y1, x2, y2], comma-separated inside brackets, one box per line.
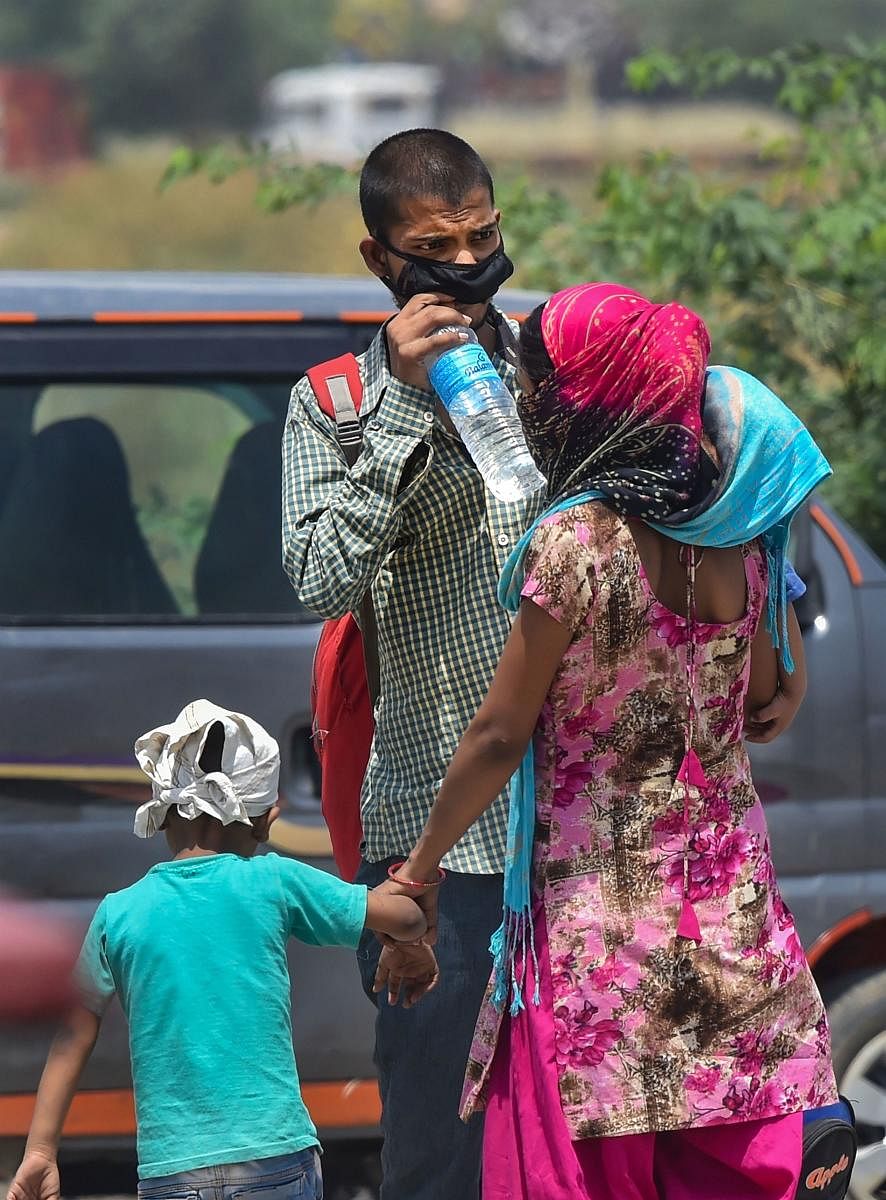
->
[0, 143, 366, 274]
[0, 101, 789, 276]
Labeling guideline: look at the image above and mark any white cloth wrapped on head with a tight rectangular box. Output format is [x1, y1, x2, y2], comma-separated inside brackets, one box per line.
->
[133, 699, 280, 838]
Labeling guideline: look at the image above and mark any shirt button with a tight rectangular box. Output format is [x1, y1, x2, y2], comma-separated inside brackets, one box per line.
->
[497, 533, 510, 548]
[367, 419, 381, 431]
[422, 411, 434, 424]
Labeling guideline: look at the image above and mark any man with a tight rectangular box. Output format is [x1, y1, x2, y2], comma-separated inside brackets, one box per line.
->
[282, 129, 541, 1199]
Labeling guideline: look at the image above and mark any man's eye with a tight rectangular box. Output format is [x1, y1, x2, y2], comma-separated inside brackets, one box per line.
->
[418, 241, 444, 253]
[473, 230, 494, 241]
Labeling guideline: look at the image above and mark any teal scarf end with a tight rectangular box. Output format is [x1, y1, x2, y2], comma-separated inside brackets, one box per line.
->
[490, 712, 552, 1014]
[490, 907, 541, 1015]
[762, 518, 796, 675]
[489, 919, 508, 1010]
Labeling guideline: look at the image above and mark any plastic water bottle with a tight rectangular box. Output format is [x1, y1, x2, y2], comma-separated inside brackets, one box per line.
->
[424, 327, 546, 503]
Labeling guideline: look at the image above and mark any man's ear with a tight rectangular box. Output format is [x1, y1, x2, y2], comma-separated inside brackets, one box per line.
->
[359, 236, 389, 280]
[253, 803, 281, 843]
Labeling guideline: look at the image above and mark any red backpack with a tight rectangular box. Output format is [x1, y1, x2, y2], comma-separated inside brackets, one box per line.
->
[306, 355, 379, 882]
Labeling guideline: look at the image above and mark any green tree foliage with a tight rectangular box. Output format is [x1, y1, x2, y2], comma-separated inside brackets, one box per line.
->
[622, 0, 885, 59]
[169, 42, 885, 554]
[333, 0, 509, 71]
[0, 0, 334, 135]
[78, 0, 261, 134]
[0, 0, 501, 134]
[160, 145, 354, 214]
[2, 0, 883, 132]
[499, 42, 886, 557]
[0, 0, 85, 65]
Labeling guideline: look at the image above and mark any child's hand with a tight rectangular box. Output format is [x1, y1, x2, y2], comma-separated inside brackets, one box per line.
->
[8, 1150, 60, 1200]
[744, 686, 803, 743]
[373, 941, 439, 1009]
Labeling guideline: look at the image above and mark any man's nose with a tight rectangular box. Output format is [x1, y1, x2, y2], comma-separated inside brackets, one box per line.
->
[453, 247, 479, 265]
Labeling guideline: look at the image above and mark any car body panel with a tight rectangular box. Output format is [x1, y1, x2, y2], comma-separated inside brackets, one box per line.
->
[0, 271, 883, 1142]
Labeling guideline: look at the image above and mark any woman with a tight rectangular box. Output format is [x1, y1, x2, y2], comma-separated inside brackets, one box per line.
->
[381, 283, 838, 1199]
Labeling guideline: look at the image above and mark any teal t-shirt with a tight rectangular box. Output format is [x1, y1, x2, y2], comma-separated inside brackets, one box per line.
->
[76, 852, 368, 1179]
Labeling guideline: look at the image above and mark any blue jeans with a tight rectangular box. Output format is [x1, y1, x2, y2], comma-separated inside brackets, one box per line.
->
[356, 857, 504, 1200]
[137, 1149, 322, 1200]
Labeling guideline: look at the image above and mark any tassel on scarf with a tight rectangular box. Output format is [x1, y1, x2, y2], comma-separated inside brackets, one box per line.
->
[489, 919, 508, 1010]
[677, 898, 702, 943]
[763, 519, 795, 675]
[675, 751, 707, 945]
[490, 908, 541, 1015]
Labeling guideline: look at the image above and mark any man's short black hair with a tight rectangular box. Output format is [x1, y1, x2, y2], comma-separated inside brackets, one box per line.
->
[359, 128, 495, 240]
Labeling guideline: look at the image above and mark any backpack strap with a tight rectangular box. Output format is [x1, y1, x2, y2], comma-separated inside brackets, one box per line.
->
[484, 307, 520, 369]
[306, 353, 364, 467]
[305, 353, 380, 705]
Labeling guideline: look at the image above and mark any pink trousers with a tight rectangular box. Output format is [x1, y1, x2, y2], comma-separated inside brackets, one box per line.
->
[482, 910, 803, 1200]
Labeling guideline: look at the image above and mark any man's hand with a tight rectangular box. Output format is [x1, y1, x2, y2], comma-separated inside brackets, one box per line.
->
[373, 941, 439, 1009]
[7, 1150, 60, 1200]
[385, 294, 471, 391]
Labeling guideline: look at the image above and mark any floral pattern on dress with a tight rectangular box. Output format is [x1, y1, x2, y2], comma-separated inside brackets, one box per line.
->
[462, 503, 837, 1138]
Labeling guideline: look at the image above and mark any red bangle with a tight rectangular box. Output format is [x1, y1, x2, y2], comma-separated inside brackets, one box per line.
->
[387, 862, 446, 889]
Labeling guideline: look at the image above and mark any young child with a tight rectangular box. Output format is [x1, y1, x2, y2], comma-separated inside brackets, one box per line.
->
[8, 699, 436, 1200]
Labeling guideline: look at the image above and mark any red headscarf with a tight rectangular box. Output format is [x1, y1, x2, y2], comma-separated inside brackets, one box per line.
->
[521, 282, 711, 517]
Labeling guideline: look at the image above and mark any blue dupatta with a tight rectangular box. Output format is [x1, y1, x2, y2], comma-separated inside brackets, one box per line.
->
[491, 366, 832, 1014]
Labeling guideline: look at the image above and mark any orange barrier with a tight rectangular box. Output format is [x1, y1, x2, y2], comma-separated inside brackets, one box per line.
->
[337, 311, 395, 324]
[93, 311, 304, 323]
[0, 1080, 381, 1138]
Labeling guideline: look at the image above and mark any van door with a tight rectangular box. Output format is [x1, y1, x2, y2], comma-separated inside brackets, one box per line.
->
[749, 504, 886, 948]
[0, 319, 382, 1125]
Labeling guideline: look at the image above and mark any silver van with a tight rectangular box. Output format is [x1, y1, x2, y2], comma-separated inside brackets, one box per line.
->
[0, 272, 884, 1199]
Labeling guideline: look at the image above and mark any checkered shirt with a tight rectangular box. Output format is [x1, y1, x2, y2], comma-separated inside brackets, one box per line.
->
[283, 310, 542, 874]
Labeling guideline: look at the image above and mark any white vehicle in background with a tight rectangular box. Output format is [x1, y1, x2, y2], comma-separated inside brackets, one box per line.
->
[257, 62, 441, 163]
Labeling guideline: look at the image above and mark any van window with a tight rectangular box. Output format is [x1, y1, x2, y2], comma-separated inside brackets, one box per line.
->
[283, 100, 327, 123]
[0, 379, 315, 623]
[366, 96, 409, 115]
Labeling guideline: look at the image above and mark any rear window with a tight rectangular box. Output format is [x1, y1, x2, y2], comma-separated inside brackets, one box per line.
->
[0, 377, 317, 623]
[365, 96, 409, 115]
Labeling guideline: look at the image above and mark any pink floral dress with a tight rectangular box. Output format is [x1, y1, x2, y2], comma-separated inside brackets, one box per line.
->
[462, 503, 836, 1139]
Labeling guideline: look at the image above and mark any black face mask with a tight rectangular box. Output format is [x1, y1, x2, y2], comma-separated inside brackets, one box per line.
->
[376, 233, 515, 306]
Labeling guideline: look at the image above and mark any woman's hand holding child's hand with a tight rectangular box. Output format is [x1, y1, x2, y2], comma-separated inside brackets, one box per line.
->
[370, 873, 440, 945]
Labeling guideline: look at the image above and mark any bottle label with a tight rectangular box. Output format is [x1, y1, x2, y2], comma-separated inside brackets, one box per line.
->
[428, 344, 502, 413]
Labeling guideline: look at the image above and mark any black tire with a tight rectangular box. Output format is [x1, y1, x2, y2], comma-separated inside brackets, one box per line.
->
[821, 967, 886, 1200]
[823, 967, 886, 1080]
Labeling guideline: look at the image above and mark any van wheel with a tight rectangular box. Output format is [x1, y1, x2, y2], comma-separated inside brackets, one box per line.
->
[823, 967, 886, 1200]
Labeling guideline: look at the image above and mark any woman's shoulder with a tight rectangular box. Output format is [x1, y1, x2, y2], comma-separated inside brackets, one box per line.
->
[530, 501, 628, 567]
[534, 499, 624, 541]
[524, 501, 629, 613]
